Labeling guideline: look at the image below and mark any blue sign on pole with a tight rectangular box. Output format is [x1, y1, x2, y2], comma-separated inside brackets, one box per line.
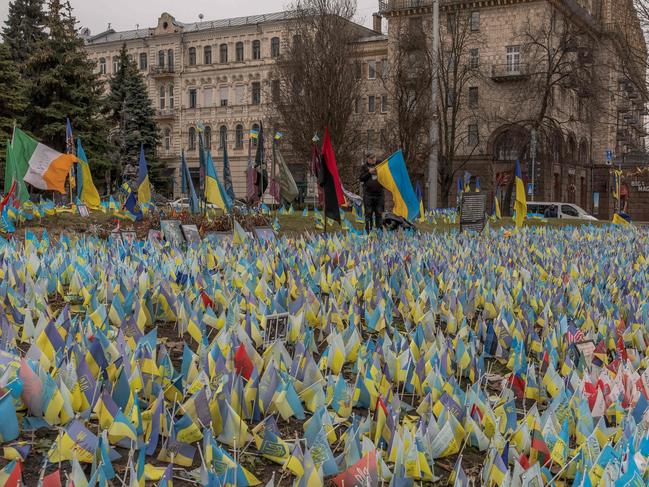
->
[606, 150, 613, 162]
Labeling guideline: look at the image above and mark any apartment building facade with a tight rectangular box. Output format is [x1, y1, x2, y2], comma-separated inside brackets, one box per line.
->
[378, 0, 647, 218]
[84, 11, 389, 200]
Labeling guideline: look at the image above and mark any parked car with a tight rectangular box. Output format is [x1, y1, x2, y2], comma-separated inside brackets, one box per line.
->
[527, 202, 597, 221]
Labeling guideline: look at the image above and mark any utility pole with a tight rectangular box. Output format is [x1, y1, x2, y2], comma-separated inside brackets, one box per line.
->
[427, 0, 440, 210]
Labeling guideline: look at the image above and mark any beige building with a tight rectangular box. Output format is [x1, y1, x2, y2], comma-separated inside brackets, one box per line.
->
[377, 0, 647, 217]
[84, 11, 388, 200]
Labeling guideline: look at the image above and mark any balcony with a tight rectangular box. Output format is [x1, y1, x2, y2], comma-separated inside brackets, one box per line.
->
[149, 66, 175, 77]
[156, 108, 175, 119]
[490, 64, 529, 82]
[378, 0, 434, 13]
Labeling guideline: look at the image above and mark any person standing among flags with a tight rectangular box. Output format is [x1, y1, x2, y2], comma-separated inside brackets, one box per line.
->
[359, 150, 384, 232]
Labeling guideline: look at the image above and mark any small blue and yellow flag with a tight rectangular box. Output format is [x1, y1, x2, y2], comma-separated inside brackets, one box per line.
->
[514, 160, 526, 227]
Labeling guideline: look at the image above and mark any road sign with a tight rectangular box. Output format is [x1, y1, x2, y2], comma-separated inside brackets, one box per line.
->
[606, 150, 614, 163]
[527, 183, 534, 196]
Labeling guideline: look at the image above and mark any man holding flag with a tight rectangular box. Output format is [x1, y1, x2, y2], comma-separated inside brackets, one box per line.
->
[359, 150, 384, 232]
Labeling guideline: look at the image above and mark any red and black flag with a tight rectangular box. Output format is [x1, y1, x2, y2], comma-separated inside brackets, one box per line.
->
[320, 128, 345, 223]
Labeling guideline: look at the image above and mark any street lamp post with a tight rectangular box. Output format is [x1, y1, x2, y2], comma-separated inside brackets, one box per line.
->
[427, 0, 439, 210]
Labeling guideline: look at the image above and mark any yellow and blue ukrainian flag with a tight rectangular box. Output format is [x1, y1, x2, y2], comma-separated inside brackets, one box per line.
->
[514, 160, 527, 227]
[136, 144, 151, 208]
[376, 149, 419, 221]
[205, 152, 232, 211]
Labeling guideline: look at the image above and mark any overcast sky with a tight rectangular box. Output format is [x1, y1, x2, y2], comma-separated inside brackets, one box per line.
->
[0, 0, 379, 34]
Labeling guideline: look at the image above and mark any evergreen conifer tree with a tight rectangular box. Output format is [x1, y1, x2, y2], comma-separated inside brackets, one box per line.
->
[23, 0, 110, 187]
[0, 42, 27, 169]
[1, 0, 46, 68]
[105, 44, 163, 192]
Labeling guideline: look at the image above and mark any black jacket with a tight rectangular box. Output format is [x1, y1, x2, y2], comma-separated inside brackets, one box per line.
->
[359, 163, 383, 198]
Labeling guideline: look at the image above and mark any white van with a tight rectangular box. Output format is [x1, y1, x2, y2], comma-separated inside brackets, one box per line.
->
[526, 202, 598, 221]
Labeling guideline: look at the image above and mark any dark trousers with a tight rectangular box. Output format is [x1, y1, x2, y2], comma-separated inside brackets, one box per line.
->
[364, 194, 384, 232]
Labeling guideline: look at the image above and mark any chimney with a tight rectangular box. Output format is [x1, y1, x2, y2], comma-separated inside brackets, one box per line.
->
[372, 13, 382, 34]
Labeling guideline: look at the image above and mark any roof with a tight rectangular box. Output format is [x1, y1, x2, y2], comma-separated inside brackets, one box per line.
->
[85, 11, 296, 45]
[355, 34, 388, 43]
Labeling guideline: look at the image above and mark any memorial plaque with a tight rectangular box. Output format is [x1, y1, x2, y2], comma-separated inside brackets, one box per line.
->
[121, 231, 136, 246]
[460, 193, 487, 232]
[160, 220, 184, 246]
[148, 230, 162, 242]
[264, 313, 289, 346]
[77, 204, 90, 217]
[205, 232, 232, 245]
[254, 226, 276, 243]
[181, 224, 201, 244]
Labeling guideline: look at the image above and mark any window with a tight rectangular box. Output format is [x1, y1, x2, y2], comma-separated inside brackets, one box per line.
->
[219, 43, 228, 64]
[204, 126, 212, 149]
[447, 13, 456, 33]
[167, 49, 174, 69]
[468, 124, 479, 146]
[470, 11, 480, 31]
[99, 57, 106, 74]
[506, 45, 521, 73]
[164, 128, 171, 151]
[219, 125, 227, 149]
[252, 82, 261, 104]
[381, 58, 388, 78]
[188, 127, 196, 151]
[292, 35, 301, 49]
[368, 61, 376, 79]
[469, 48, 480, 69]
[381, 95, 388, 113]
[159, 86, 166, 109]
[354, 61, 362, 79]
[271, 37, 280, 57]
[235, 124, 244, 149]
[203, 87, 213, 107]
[252, 40, 261, 60]
[189, 47, 196, 66]
[468, 87, 479, 108]
[446, 88, 455, 106]
[112, 58, 119, 73]
[271, 79, 280, 102]
[235, 85, 245, 105]
[236, 41, 244, 61]
[204, 46, 212, 64]
[158, 50, 165, 67]
[354, 97, 360, 114]
[139, 53, 147, 70]
[220, 86, 228, 106]
[562, 205, 579, 217]
[368, 95, 376, 113]
[189, 88, 197, 109]
[169, 84, 174, 109]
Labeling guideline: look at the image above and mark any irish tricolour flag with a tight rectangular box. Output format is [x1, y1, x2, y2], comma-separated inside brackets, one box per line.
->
[12, 127, 77, 194]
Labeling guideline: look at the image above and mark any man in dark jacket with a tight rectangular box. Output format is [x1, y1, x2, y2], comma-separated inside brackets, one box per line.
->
[359, 151, 384, 232]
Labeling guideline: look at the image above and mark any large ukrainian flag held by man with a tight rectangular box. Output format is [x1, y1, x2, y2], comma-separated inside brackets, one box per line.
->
[12, 127, 76, 193]
[376, 149, 420, 221]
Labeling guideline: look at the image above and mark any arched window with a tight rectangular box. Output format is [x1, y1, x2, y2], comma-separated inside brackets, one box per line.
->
[551, 131, 563, 164]
[164, 128, 171, 151]
[236, 42, 244, 62]
[99, 57, 106, 74]
[235, 124, 244, 149]
[188, 127, 196, 151]
[158, 50, 165, 67]
[219, 125, 228, 148]
[188, 47, 196, 66]
[493, 127, 528, 161]
[251, 123, 260, 146]
[139, 52, 147, 70]
[112, 57, 119, 73]
[271, 37, 280, 57]
[159, 85, 166, 109]
[204, 46, 212, 64]
[204, 126, 212, 149]
[567, 135, 577, 163]
[167, 49, 174, 69]
[169, 84, 174, 109]
[252, 40, 261, 60]
[219, 43, 228, 64]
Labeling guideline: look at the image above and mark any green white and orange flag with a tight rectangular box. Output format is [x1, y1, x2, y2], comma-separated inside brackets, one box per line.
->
[12, 127, 77, 194]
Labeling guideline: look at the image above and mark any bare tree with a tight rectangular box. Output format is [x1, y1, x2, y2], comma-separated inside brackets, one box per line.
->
[382, 18, 433, 185]
[270, 0, 363, 183]
[437, 11, 483, 206]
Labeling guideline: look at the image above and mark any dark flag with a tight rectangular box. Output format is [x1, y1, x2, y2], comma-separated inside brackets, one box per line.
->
[254, 123, 269, 199]
[320, 128, 345, 223]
